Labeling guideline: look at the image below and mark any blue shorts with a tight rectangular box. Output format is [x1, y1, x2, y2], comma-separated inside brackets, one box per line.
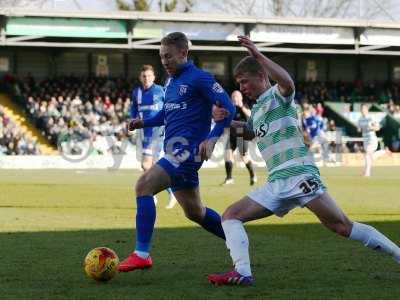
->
[157, 154, 203, 192]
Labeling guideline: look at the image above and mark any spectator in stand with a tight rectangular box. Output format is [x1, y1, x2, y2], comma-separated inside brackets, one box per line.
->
[18, 76, 133, 156]
[0, 105, 40, 155]
[6, 73, 400, 157]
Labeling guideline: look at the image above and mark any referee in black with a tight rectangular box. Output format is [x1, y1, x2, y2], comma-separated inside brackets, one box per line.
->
[221, 90, 257, 186]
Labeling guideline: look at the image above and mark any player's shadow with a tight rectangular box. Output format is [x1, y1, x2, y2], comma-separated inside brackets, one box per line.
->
[1, 221, 400, 300]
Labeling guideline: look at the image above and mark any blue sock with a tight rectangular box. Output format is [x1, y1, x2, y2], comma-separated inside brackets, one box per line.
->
[135, 195, 156, 253]
[200, 207, 226, 240]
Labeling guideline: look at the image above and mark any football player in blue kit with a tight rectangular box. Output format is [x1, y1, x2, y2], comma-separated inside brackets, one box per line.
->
[130, 64, 177, 209]
[302, 105, 331, 164]
[119, 32, 235, 272]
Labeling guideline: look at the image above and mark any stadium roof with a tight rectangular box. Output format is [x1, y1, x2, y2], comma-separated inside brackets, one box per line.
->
[2, 9, 400, 55]
[4, 8, 400, 28]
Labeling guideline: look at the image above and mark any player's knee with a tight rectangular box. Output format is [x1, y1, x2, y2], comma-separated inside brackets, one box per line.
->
[184, 208, 203, 223]
[141, 159, 152, 171]
[222, 206, 239, 221]
[182, 204, 203, 223]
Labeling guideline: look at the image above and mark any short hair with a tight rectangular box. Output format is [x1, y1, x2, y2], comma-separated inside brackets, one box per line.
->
[141, 64, 154, 73]
[161, 32, 189, 51]
[234, 56, 264, 78]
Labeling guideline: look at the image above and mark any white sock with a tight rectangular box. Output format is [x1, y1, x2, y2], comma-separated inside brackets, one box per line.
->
[222, 219, 252, 276]
[166, 193, 177, 209]
[134, 250, 149, 258]
[349, 222, 400, 263]
[364, 154, 372, 176]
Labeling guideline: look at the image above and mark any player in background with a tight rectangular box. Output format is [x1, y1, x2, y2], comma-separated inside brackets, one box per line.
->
[221, 90, 257, 186]
[118, 32, 235, 273]
[302, 104, 332, 165]
[208, 36, 400, 286]
[130, 64, 177, 209]
[357, 103, 391, 177]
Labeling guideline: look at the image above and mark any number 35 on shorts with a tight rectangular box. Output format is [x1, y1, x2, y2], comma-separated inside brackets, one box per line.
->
[299, 178, 320, 194]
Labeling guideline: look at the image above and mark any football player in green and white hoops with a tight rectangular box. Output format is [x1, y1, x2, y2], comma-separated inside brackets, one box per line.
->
[358, 103, 391, 177]
[207, 36, 400, 286]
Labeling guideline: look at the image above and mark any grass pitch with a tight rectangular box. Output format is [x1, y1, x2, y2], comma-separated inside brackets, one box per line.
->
[0, 167, 399, 300]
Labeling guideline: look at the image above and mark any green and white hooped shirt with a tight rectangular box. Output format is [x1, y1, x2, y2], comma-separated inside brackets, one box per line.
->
[248, 84, 320, 182]
[358, 116, 378, 143]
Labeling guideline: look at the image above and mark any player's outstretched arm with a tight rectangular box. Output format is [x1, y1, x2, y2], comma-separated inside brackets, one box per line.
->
[208, 96, 235, 139]
[212, 104, 230, 121]
[239, 104, 251, 119]
[142, 109, 165, 128]
[199, 96, 235, 161]
[197, 75, 235, 160]
[128, 109, 165, 132]
[238, 35, 294, 97]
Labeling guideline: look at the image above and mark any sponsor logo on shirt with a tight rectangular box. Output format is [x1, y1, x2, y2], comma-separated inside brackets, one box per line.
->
[179, 84, 189, 96]
[165, 102, 187, 112]
[138, 104, 158, 111]
[212, 82, 224, 93]
[255, 123, 268, 138]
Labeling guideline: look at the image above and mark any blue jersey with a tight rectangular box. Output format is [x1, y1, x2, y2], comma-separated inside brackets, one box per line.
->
[144, 61, 235, 156]
[143, 61, 234, 191]
[130, 84, 165, 120]
[303, 114, 324, 140]
[131, 84, 165, 154]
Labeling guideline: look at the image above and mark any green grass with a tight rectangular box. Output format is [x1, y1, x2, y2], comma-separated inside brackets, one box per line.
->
[0, 167, 399, 299]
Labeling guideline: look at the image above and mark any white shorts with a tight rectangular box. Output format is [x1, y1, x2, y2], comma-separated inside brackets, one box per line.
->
[312, 132, 328, 147]
[363, 139, 378, 153]
[247, 174, 326, 217]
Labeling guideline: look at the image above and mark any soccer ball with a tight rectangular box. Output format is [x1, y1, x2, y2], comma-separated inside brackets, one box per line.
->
[83, 247, 119, 282]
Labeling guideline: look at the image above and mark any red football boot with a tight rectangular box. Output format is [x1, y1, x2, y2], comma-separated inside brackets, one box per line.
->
[118, 252, 152, 272]
[208, 270, 254, 286]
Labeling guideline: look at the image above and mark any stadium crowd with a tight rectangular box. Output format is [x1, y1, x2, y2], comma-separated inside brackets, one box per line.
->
[295, 80, 400, 105]
[0, 104, 41, 155]
[1, 73, 400, 155]
[6, 75, 134, 155]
